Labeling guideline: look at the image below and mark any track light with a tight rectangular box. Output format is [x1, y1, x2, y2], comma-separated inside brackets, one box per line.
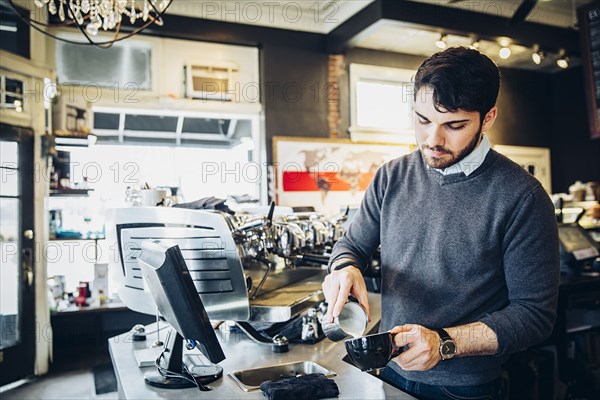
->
[499, 46, 511, 59]
[557, 56, 569, 69]
[556, 49, 569, 69]
[530, 44, 544, 65]
[498, 37, 511, 48]
[435, 34, 448, 49]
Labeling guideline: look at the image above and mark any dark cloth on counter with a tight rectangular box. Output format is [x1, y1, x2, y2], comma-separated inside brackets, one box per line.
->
[173, 196, 234, 214]
[260, 373, 339, 400]
[328, 149, 560, 386]
[230, 315, 326, 344]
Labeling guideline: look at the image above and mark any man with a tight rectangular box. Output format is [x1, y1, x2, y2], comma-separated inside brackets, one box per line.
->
[322, 47, 559, 400]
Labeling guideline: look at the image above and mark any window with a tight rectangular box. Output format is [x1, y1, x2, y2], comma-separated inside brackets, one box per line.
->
[124, 114, 178, 132]
[0, 75, 25, 113]
[92, 108, 241, 144]
[0, 0, 30, 59]
[350, 64, 416, 144]
[356, 81, 412, 131]
[56, 40, 152, 89]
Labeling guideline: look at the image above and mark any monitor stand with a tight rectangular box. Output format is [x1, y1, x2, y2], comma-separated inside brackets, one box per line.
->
[144, 328, 223, 389]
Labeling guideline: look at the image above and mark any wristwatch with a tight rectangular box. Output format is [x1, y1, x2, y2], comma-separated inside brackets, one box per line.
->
[434, 328, 456, 360]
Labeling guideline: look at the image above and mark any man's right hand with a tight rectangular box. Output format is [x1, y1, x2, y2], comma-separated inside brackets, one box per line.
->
[322, 264, 370, 323]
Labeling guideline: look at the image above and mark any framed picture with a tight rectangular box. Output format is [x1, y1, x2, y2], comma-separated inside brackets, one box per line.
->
[494, 145, 552, 194]
[272, 136, 414, 213]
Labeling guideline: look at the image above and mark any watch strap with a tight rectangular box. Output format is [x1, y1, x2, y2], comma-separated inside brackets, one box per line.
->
[434, 328, 452, 342]
[328, 260, 359, 274]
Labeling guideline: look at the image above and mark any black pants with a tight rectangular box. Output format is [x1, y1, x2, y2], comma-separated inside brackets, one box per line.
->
[379, 366, 504, 400]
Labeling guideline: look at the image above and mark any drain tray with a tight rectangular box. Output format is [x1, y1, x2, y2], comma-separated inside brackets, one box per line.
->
[228, 360, 336, 391]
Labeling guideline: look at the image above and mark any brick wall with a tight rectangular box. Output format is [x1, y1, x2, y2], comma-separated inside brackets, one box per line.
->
[327, 54, 346, 138]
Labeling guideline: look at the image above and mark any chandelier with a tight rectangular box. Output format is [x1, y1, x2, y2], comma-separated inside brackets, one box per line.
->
[9, 0, 173, 48]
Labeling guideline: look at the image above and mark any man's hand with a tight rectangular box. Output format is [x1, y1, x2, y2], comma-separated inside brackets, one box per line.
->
[389, 322, 498, 371]
[322, 265, 370, 323]
[390, 324, 441, 371]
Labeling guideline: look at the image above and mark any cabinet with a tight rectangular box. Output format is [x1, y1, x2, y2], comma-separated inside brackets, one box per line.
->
[45, 134, 109, 302]
[550, 275, 600, 396]
[48, 140, 94, 196]
[507, 276, 600, 398]
[50, 305, 155, 369]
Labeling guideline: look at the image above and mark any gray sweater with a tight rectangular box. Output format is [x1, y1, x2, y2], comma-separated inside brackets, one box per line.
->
[329, 149, 560, 386]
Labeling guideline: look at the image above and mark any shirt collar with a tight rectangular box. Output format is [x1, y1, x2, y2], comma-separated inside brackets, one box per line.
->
[429, 134, 491, 176]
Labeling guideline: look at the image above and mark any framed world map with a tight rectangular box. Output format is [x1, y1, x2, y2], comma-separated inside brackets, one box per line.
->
[272, 136, 414, 214]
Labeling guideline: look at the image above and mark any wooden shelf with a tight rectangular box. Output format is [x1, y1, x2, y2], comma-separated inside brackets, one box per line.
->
[49, 189, 94, 197]
[49, 237, 105, 241]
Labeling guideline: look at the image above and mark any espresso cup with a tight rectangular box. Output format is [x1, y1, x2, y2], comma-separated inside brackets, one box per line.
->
[344, 332, 403, 372]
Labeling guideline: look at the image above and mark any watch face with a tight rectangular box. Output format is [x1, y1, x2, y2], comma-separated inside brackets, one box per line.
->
[441, 340, 456, 359]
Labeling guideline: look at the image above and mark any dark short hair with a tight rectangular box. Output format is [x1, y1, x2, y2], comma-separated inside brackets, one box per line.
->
[414, 46, 500, 120]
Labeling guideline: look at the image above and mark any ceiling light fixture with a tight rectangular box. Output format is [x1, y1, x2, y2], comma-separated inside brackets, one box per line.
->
[499, 46, 511, 59]
[532, 51, 544, 64]
[435, 34, 448, 49]
[531, 45, 545, 65]
[556, 49, 569, 69]
[498, 37, 511, 48]
[469, 38, 480, 50]
[557, 55, 570, 69]
[8, 0, 173, 48]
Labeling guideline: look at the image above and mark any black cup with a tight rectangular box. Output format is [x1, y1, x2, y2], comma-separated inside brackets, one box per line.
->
[344, 332, 403, 372]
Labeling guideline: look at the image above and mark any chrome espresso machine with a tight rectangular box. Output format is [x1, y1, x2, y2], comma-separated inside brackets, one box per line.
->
[106, 205, 350, 345]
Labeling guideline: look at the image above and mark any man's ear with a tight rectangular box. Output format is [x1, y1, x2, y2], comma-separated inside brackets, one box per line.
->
[482, 107, 497, 132]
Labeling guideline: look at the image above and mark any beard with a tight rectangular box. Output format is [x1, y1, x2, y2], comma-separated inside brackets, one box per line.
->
[420, 125, 483, 170]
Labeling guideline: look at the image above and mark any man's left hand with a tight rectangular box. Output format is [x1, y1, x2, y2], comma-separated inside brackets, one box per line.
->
[390, 324, 441, 371]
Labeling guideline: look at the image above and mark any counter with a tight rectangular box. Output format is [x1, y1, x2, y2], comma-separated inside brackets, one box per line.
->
[109, 293, 416, 399]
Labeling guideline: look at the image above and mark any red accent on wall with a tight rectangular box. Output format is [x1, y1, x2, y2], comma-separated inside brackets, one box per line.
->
[282, 171, 374, 192]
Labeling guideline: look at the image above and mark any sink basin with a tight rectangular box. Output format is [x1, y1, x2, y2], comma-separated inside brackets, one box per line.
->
[228, 360, 336, 391]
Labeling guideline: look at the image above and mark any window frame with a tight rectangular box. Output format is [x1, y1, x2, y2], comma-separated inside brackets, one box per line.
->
[349, 63, 416, 144]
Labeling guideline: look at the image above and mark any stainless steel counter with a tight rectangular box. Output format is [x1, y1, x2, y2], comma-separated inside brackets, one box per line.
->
[109, 293, 416, 399]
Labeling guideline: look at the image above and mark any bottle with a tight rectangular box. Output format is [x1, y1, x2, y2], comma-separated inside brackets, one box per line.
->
[124, 186, 132, 206]
[131, 186, 142, 206]
[50, 165, 59, 190]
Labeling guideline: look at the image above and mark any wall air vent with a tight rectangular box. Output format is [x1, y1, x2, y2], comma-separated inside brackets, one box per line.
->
[184, 61, 239, 101]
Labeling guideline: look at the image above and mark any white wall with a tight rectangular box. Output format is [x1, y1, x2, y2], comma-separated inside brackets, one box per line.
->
[47, 30, 261, 111]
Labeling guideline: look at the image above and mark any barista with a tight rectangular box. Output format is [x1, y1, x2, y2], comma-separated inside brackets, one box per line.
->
[323, 47, 560, 400]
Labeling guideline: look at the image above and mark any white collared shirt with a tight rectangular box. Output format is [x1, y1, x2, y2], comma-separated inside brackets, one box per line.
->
[430, 134, 491, 176]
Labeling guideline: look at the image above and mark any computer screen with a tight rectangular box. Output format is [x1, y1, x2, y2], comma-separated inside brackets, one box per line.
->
[138, 239, 226, 389]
